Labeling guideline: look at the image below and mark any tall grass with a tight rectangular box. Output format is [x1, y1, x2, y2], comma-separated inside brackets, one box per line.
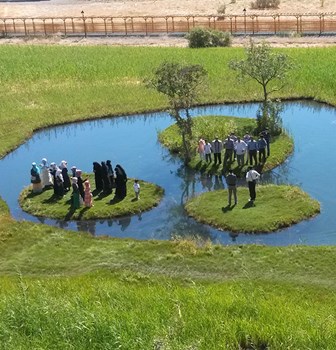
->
[1, 46, 336, 157]
[0, 274, 335, 349]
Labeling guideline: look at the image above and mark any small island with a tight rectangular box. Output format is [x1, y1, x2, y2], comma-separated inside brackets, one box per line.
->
[185, 185, 320, 233]
[19, 174, 164, 221]
[159, 115, 294, 175]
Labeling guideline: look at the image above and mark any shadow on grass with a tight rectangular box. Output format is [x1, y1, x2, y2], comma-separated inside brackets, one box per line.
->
[109, 196, 125, 205]
[95, 190, 112, 201]
[222, 204, 236, 213]
[242, 201, 255, 209]
[76, 206, 90, 220]
[65, 207, 76, 220]
[42, 194, 63, 204]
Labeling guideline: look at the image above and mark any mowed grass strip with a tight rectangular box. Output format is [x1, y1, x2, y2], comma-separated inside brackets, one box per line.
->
[19, 175, 164, 220]
[185, 185, 320, 233]
[0, 274, 335, 350]
[159, 115, 294, 174]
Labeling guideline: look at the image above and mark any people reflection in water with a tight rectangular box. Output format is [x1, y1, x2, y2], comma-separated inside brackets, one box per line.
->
[205, 174, 213, 191]
[214, 175, 224, 191]
[118, 216, 131, 231]
[76, 220, 96, 235]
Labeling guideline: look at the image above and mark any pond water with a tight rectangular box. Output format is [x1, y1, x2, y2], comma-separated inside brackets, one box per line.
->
[1, 100, 336, 246]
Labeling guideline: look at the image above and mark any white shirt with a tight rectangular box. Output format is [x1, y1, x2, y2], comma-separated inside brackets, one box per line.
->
[235, 141, 247, 155]
[246, 169, 260, 182]
[204, 143, 212, 154]
[133, 183, 140, 193]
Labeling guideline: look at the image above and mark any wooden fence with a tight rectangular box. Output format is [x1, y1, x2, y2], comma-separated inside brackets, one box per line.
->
[0, 13, 336, 37]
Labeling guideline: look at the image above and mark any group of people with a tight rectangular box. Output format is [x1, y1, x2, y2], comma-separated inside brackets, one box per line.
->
[225, 167, 261, 206]
[30, 159, 135, 210]
[30, 159, 94, 208]
[197, 129, 271, 167]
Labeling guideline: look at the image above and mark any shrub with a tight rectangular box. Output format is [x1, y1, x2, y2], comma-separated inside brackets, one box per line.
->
[250, 0, 280, 9]
[186, 27, 232, 48]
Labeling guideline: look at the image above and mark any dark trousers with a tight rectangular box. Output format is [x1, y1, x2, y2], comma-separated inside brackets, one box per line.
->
[259, 148, 266, 163]
[224, 149, 233, 165]
[249, 150, 257, 165]
[205, 153, 212, 162]
[214, 152, 221, 165]
[248, 180, 256, 201]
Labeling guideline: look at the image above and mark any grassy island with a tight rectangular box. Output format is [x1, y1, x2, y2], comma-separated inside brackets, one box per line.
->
[185, 185, 320, 233]
[159, 116, 294, 175]
[19, 174, 164, 220]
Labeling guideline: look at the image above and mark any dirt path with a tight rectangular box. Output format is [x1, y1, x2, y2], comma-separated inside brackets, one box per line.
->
[0, 34, 335, 48]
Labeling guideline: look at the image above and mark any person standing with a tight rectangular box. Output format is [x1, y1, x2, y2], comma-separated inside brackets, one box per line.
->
[211, 137, 222, 165]
[59, 160, 71, 192]
[235, 137, 248, 167]
[71, 177, 81, 209]
[246, 166, 260, 202]
[225, 169, 237, 206]
[257, 134, 267, 163]
[247, 136, 258, 166]
[133, 179, 140, 200]
[197, 137, 206, 160]
[30, 162, 43, 193]
[261, 128, 271, 157]
[223, 135, 235, 166]
[204, 140, 212, 163]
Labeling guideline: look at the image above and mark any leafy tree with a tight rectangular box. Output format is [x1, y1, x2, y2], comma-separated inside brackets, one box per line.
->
[229, 40, 293, 135]
[147, 62, 207, 163]
[229, 40, 292, 103]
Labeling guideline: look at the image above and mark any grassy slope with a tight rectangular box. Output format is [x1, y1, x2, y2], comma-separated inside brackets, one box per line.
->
[1, 46, 336, 348]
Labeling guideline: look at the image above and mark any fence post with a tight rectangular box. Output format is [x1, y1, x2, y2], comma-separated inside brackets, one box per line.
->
[103, 18, 107, 36]
[243, 8, 247, 34]
[123, 17, 128, 35]
[63, 19, 67, 36]
[43, 19, 46, 36]
[81, 11, 87, 37]
[144, 17, 148, 36]
[32, 18, 36, 36]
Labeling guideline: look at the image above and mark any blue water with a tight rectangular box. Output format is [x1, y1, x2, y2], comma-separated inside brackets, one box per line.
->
[1, 100, 336, 246]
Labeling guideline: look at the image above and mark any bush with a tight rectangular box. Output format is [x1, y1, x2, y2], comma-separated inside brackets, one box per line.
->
[186, 27, 232, 48]
[250, 0, 280, 9]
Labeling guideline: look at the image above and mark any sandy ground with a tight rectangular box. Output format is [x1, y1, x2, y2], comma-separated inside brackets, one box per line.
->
[1, 35, 336, 48]
[0, 0, 336, 47]
[1, 0, 336, 18]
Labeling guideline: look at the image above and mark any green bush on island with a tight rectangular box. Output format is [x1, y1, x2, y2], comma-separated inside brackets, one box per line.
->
[19, 174, 164, 220]
[185, 184, 320, 233]
[159, 115, 294, 174]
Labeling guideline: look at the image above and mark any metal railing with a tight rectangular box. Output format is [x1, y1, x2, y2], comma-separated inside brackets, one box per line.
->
[0, 13, 336, 37]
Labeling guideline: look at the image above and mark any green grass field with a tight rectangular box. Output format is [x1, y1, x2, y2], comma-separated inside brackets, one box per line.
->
[1, 45, 336, 349]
